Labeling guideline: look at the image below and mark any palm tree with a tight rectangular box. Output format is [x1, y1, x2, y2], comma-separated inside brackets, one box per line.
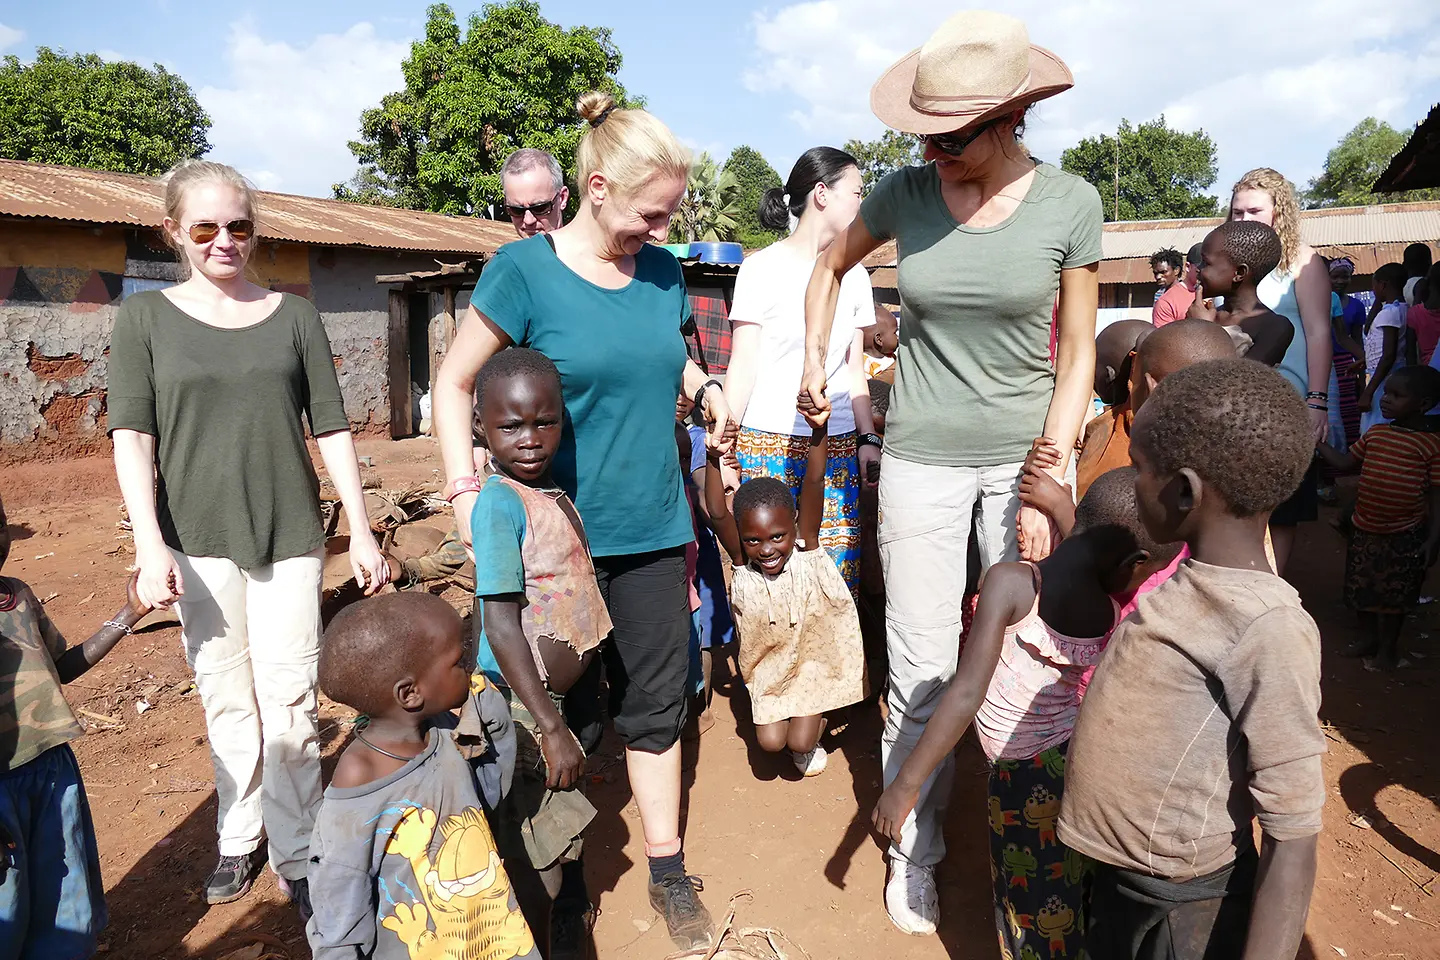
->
[670, 152, 741, 243]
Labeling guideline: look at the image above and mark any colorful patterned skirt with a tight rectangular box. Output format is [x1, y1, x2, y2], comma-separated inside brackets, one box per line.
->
[736, 426, 861, 594]
[1345, 522, 1428, 613]
[989, 741, 1089, 960]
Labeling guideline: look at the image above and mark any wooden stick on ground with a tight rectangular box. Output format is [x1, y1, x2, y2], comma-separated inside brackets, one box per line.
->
[1369, 843, 1434, 896]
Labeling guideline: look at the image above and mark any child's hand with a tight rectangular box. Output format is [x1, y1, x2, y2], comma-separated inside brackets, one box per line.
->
[872, 781, 920, 845]
[540, 726, 586, 790]
[800, 394, 831, 430]
[1019, 470, 1073, 520]
[125, 570, 154, 621]
[1186, 281, 1218, 321]
[1024, 437, 1062, 475]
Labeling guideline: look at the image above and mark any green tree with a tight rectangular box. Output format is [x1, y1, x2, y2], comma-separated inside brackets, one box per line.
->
[843, 130, 924, 192]
[670, 152, 740, 243]
[336, 1, 637, 214]
[1303, 117, 1440, 208]
[723, 145, 783, 249]
[1060, 116, 1221, 222]
[0, 48, 210, 175]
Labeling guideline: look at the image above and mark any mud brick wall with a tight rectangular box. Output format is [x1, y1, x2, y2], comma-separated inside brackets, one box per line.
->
[0, 219, 438, 461]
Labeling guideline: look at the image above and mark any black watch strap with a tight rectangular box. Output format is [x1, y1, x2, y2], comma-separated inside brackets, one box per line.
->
[694, 378, 722, 410]
[859, 432, 883, 449]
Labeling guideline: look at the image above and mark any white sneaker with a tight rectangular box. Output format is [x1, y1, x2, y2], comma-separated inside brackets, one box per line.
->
[791, 744, 828, 777]
[884, 859, 938, 936]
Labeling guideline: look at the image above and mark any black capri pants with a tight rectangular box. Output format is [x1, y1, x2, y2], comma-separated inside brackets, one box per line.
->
[564, 546, 691, 755]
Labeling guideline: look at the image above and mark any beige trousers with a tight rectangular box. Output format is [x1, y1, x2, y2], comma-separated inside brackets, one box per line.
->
[171, 548, 324, 881]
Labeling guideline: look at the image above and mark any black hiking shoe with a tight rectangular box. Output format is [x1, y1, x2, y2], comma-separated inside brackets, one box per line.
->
[204, 849, 265, 905]
[648, 873, 713, 950]
[550, 899, 595, 960]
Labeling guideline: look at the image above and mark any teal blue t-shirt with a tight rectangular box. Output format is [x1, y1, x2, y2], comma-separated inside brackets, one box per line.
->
[471, 236, 694, 557]
[470, 476, 528, 684]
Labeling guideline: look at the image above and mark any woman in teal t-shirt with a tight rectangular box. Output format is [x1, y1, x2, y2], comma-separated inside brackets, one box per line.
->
[432, 93, 729, 954]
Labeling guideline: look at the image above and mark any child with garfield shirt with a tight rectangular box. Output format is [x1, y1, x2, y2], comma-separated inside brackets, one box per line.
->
[1060, 359, 1324, 960]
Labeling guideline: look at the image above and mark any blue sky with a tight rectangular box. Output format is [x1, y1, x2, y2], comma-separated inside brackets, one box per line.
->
[5, 1, 1439, 206]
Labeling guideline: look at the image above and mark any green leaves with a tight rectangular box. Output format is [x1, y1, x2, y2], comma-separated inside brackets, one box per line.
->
[0, 48, 210, 175]
[1060, 116, 1221, 222]
[1303, 118, 1440, 208]
[334, 1, 635, 214]
[670, 152, 742, 244]
[723, 145, 783, 249]
[843, 131, 923, 193]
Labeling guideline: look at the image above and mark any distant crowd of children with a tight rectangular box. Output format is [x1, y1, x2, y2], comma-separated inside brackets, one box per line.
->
[6, 224, 1440, 960]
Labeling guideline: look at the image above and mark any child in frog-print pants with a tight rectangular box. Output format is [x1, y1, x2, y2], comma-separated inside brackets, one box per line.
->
[990, 744, 1088, 960]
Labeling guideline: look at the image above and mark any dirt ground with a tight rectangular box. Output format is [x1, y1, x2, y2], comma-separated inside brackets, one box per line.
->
[5, 436, 1439, 960]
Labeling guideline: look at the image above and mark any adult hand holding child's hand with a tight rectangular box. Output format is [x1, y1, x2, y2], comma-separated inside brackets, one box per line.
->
[133, 541, 183, 611]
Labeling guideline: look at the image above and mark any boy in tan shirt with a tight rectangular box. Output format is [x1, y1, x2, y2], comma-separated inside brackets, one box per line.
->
[1059, 359, 1324, 960]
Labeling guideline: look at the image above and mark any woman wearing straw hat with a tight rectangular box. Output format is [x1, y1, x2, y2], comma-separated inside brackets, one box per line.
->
[799, 11, 1101, 936]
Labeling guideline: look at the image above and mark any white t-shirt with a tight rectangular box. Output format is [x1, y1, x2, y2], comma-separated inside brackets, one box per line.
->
[1365, 301, 1406, 377]
[729, 242, 874, 435]
[1405, 276, 1421, 306]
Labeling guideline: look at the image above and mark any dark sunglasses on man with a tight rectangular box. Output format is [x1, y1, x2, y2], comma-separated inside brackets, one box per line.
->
[505, 193, 561, 220]
[186, 219, 255, 244]
[919, 119, 998, 157]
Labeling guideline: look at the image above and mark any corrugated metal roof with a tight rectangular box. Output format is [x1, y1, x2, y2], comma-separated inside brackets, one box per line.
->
[0, 158, 516, 256]
[1375, 103, 1440, 193]
[863, 201, 1440, 269]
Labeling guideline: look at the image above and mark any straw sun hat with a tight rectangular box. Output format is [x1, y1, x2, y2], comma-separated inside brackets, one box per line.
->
[871, 10, 1073, 136]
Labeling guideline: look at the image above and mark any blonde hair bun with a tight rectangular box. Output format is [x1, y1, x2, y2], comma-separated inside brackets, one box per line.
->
[576, 90, 617, 125]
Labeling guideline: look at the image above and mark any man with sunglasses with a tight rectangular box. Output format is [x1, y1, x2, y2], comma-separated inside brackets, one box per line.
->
[501, 148, 568, 238]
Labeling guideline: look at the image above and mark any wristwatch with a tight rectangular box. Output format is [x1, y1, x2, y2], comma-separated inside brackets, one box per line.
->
[859, 433, 884, 450]
[442, 475, 484, 502]
[693, 378, 723, 411]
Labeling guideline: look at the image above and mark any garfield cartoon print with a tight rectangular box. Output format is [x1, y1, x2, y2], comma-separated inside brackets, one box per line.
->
[382, 805, 536, 960]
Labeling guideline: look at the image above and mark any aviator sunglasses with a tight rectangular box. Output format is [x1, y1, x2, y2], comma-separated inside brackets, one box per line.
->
[505, 193, 561, 220]
[919, 119, 999, 157]
[186, 219, 255, 244]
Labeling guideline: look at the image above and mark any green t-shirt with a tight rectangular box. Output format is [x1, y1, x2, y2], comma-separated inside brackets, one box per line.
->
[470, 235, 693, 557]
[107, 291, 349, 569]
[860, 162, 1103, 466]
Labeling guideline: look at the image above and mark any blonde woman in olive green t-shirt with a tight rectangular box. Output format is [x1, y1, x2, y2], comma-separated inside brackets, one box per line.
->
[108, 162, 389, 912]
[798, 16, 1101, 935]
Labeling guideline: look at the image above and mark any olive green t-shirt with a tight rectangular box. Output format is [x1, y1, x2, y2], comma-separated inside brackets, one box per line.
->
[860, 162, 1103, 466]
[107, 291, 349, 569]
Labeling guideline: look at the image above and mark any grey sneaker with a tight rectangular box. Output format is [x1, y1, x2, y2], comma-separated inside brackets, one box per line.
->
[205, 849, 264, 905]
[648, 873, 713, 950]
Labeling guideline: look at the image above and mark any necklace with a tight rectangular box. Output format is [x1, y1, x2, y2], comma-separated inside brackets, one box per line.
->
[353, 718, 422, 762]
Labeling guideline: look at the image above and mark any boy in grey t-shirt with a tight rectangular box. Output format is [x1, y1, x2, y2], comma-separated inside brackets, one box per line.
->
[305, 593, 537, 960]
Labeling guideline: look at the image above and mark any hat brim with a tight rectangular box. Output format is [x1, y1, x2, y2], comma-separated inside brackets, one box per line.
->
[871, 43, 1074, 136]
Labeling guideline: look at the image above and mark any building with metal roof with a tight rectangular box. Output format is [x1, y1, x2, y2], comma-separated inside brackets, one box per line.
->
[0, 159, 516, 459]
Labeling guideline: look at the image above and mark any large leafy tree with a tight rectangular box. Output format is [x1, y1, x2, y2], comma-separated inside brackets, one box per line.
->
[1061, 116, 1221, 221]
[843, 130, 924, 192]
[723, 145, 783, 249]
[336, 1, 637, 214]
[1304, 117, 1440, 207]
[0, 48, 210, 175]
[670, 152, 740, 243]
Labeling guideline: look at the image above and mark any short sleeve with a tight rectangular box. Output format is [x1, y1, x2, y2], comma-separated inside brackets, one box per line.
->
[297, 301, 350, 436]
[1217, 605, 1326, 841]
[687, 424, 708, 475]
[1062, 179, 1105, 269]
[21, 584, 68, 661]
[469, 247, 535, 346]
[106, 296, 158, 436]
[859, 166, 910, 243]
[1331, 292, 1343, 319]
[726, 253, 772, 328]
[1429, 439, 1440, 487]
[676, 260, 694, 335]
[1377, 303, 1406, 330]
[471, 480, 527, 598]
[1348, 432, 1369, 463]
[844, 264, 876, 332]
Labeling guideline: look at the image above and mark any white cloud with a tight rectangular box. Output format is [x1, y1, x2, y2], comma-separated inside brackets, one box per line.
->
[0, 23, 23, 53]
[197, 20, 409, 197]
[743, 0, 1440, 203]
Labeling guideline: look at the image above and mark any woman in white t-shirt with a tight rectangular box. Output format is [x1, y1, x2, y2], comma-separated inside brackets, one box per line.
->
[724, 147, 877, 593]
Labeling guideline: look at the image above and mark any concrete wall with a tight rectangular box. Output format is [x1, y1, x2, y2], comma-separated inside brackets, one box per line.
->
[308, 247, 442, 434]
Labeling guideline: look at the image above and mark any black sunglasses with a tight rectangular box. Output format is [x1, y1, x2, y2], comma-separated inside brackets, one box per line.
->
[919, 120, 998, 157]
[505, 193, 561, 220]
